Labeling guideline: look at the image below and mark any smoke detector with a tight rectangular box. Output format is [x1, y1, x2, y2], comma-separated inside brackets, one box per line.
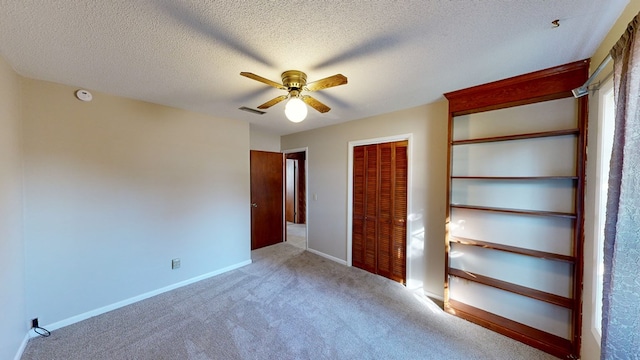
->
[75, 89, 93, 102]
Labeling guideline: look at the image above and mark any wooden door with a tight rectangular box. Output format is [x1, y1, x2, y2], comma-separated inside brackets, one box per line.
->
[286, 152, 306, 224]
[352, 140, 407, 283]
[285, 159, 296, 223]
[250, 150, 284, 250]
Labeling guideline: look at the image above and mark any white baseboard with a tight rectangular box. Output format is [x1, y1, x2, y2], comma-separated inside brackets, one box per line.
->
[13, 332, 31, 360]
[36, 259, 252, 334]
[306, 248, 347, 265]
[423, 290, 444, 301]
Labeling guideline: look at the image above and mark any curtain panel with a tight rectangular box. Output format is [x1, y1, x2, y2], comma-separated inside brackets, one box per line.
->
[601, 11, 640, 360]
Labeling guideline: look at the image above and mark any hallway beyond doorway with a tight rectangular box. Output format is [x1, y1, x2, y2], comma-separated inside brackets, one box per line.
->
[286, 222, 306, 249]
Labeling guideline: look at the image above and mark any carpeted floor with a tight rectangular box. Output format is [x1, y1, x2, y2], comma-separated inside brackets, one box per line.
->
[286, 222, 306, 249]
[21, 243, 557, 359]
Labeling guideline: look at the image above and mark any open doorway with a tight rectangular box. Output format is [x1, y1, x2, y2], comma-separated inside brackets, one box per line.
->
[284, 150, 307, 249]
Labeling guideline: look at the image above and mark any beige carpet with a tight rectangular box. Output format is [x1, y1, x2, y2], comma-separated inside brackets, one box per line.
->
[21, 243, 557, 359]
[286, 222, 306, 249]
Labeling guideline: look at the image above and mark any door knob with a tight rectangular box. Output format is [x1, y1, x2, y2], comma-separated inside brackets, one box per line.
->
[251, 203, 258, 208]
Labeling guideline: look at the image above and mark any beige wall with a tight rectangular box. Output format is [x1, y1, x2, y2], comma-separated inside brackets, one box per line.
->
[582, 3, 640, 360]
[0, 56, 27, 359]
[281, 102, 448, 295]
[250, 124, 280, 152]
[21, 79, 252, 327]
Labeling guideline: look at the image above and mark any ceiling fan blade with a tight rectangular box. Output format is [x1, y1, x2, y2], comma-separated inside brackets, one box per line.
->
[304, 74, 347, 92]
[301, 95, 331, 113]
[257, 95, 288, 109]
[240, 72, 287, 90]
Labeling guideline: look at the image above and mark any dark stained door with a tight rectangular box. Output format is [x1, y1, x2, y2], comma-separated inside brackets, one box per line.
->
[286, 152, 306, 224]
[352, 140, 407, 284]
[285, 159, 296, 222]
[250, 150, 284, 250]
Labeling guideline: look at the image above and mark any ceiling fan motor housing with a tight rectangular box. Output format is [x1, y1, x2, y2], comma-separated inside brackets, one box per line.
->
[240, 69, 345, 113]
[281, 70, 307, 90]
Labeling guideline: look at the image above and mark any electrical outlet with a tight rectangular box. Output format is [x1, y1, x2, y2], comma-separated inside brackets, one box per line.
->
[31, 318, 39, 328]
[171, 258, 180, 269]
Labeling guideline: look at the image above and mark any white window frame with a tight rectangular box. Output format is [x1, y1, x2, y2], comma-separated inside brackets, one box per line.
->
[592, 77, 615, 343]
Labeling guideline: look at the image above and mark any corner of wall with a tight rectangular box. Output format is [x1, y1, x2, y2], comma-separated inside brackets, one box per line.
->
[0, 54, 29, 360]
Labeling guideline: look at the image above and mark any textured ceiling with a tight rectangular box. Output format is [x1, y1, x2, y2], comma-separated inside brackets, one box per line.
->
[0, 0, 629, 135]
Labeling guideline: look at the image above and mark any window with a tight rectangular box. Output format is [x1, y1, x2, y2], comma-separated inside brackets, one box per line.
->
[593, 77, 615, 340]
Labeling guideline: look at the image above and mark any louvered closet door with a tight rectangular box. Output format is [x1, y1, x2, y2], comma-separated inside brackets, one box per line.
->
[351, 144, 378, 273]
[391, 144, 408, 282]
[364, 145, 379, 273]
[352, 145, 366, 270]
[352, 141, 407, 284]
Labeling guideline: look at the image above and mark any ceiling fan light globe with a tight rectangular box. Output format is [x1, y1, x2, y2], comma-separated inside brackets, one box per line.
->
[285, 97, 307, 123]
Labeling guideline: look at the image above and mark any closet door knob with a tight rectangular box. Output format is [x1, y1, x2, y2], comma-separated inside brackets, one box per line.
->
[251, 203, 258, 208]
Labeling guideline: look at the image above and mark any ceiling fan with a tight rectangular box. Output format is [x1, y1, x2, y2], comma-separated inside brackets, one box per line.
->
[240, 70, 347, 122]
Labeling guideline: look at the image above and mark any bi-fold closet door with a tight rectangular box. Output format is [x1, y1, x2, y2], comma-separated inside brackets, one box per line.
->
[352, 140, 407, 284]
[444, 60, 588, 359]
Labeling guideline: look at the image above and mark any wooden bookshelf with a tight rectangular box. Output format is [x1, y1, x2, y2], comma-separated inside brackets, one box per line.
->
[443, 59, 588, 359]
[451, 128, 579, 145]
[446, 299, 574, 359]
[451, 176, 578, 180]
[450, 204, 577, 219]
[450, 236, 575, 263]
[448, 268, 573, 308]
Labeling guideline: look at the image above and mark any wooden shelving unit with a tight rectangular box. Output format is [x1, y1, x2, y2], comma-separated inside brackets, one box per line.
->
[449, 236, 576, 263]
[451, 128, 579, 145]
[451, 176, 579, 180]
[450, 204, 577, 219]
[448, 268, 573, 308]
[443, 60, 589, 359]
[447, 299, 573, 354]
